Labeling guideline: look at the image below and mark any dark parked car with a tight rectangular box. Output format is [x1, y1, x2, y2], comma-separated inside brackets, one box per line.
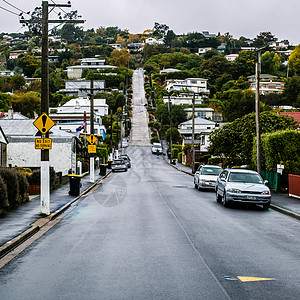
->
[215, 169, 271, 209]
[111, 158, 128, 172]
[120, 155, 131, 168]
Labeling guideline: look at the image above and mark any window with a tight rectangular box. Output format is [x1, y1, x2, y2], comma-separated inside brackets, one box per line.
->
[197, 111, 206, 118]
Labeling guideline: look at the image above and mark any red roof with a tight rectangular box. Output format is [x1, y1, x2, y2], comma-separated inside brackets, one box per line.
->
[280, 112, 300, 124]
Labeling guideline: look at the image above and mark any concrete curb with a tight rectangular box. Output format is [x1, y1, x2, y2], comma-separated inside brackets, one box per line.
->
[270, 203, 300, 221]
[0, 170, 112, 259]
[163, 155, 300, 220]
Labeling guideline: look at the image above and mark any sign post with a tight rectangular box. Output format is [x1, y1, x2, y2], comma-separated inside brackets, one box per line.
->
[33, 113, 55, 215]
[87, 134, 96, 182]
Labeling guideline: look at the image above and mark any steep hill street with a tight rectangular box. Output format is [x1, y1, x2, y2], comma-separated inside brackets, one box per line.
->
[0, 69, 299, 300]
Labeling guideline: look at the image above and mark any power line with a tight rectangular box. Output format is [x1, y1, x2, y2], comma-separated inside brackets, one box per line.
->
[2, 0, 30, 15]
[0, 4, 19, 15]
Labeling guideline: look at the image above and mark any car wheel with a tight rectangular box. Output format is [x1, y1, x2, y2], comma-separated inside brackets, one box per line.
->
[263, 203, 270, 210]
[194, 179, 198, 189]
[222, 192, 230, 207]
[216, 190, 221, 203]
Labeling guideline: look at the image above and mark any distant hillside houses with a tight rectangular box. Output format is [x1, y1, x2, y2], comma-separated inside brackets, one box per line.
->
[248, 74, 285, 95]
[66, 58, 117, 79]
[165, 78, 210, 94]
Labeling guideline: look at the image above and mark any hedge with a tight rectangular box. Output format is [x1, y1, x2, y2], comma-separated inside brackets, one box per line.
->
[0, 168, 19, 208]
[177, 152, 182, 163]
[0, 175, 8, 210]
[254, 130, 300, 172]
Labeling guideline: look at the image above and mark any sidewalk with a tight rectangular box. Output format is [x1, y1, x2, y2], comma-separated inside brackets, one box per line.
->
[0, 170, 103, 248]
[166, 158, 300, 219]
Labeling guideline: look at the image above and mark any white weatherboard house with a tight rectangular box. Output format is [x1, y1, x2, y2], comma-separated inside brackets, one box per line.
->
[58, 79, 105, 97]
[165, 78, 210, 94]
[0, 119, 78, 175]
[66, 58, 117, 79]
[178, 117, 218, 153]
[50, 97, 108, 124]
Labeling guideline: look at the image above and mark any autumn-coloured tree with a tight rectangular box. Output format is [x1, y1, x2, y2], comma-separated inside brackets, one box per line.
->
[109, 49, 130, 67]
[289, 44, 300, 75]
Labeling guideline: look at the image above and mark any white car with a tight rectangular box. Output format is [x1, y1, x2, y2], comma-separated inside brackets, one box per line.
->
[194, 165, 223, 190]
[151, 143, 163, 155]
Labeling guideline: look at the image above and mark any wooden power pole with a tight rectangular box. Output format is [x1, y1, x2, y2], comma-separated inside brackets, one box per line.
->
[21, 1, 84, 214]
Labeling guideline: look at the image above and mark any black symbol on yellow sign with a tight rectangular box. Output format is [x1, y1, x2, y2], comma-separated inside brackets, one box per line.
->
[87, 134, 96, 144]
[33, 113, 55, 134]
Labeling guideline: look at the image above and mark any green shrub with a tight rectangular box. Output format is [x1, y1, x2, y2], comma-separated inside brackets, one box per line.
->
[16, 171, 29, 203]
[199, 154, 211, 164]
[96, 146, 108, 162]
[0, 175, 8, 210]
[177, 152, 182, 163]
[172, 147, 179, 159]
[28, 167, 58, 191]
[0, 168, 19, 208]
[151, 136, 160, 144]
[208, 157, 225, 166]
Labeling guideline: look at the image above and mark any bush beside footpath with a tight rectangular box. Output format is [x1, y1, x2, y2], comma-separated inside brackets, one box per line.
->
[0, 167, 29, 214]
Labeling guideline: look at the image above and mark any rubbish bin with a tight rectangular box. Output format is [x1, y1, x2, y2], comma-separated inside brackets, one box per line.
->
[68, 175, 82, 196]
[107, 160, 113, 169]
[99, 164, 107, 176]
[172, 158, 177, 165]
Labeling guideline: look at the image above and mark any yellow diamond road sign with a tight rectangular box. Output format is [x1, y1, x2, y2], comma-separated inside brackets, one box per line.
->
[87, 134, 97, 144]
[33, 113, 55, 134]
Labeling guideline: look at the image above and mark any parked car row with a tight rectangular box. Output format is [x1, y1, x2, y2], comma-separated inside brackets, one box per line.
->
[194, 165, 271, 210]
[111, 154, 131, 172]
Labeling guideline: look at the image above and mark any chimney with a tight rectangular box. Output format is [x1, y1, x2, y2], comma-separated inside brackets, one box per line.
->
[8, 105, 14, 119]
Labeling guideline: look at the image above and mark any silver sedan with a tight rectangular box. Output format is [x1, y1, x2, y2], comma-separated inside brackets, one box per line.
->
[216, 169, 271, 209]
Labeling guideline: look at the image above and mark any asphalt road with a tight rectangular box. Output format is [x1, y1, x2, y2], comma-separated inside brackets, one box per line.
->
[0, 146, 299, 300]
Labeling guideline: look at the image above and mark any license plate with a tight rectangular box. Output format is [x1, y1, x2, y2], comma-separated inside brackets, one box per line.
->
[247, 196, 256, 200]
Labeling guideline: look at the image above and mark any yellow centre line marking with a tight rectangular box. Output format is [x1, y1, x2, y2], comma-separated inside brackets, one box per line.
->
[237, 276, 275, 282]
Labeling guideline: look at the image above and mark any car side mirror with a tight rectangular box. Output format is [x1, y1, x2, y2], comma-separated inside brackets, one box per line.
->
[264, 180, 269, 185]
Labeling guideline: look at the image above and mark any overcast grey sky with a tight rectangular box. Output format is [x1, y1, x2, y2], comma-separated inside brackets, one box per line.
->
[0, 0, 299, 44]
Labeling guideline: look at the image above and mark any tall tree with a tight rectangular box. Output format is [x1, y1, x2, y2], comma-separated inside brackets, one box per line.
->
[289, 44, 300, 75]
[261, 51, 280, 74]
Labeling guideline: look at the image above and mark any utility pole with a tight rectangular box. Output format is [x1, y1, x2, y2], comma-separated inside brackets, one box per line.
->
[168, 94, 172, 163]
[192, 93, 196, 173]
[21, 1, 84, 215]
[256, 56, 261, 175]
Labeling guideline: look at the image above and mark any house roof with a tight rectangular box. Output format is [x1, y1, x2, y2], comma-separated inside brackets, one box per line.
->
[61, 97, 107, 108]
[0, 126, 8, 144]
[0, 119, 74, 138]
[280, 112, 300, 124]
[180, 117, 216, 126]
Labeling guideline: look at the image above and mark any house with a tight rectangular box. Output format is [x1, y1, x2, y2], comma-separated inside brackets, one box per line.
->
[9, 50, 27, 60]
[58, 79, 105, 97]
[225, 54, 239, 62]
[144, 37, 164, 45]
[0, 70, 15, 77]
[162, 94, 204, 106]
[57, 120, 106, 139]
[201, 31, 217, 38]
[184, 107, 222, 122]
[178, 117, 218, 153]
[247, 74, 285, 95]
[0, 126, 8, 167]
[160, 68, 180, 74]
[50, 97, 109, 124]
[280, 112, 300, 125]
[0, 119, 79, 175]
[165, 78, 210, 94]
[198, 47, 213, 56]
[268, 40, 289, 49]
[66, 58, 117, 79]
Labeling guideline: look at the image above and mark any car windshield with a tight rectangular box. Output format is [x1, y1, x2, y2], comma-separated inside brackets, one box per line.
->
[113, 160, 124, 164]
[201, 168, 222, 176]
[228, 172, 263, 184]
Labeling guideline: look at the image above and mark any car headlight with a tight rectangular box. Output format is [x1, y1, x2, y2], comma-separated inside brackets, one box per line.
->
[228, 188, 242, 193]
[262, 190, 270, 195]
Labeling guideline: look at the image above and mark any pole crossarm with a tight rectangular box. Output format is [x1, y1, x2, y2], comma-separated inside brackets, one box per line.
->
[20, 20, 85, 24]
